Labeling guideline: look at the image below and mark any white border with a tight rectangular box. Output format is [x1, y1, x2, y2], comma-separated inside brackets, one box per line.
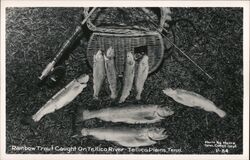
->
[1, 1, 249, 160]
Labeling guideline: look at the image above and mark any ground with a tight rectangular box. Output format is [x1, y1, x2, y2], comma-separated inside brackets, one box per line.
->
[5, 7, 243, 154]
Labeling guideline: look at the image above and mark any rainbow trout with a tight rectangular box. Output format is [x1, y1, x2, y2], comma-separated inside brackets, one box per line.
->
[119, 52, 135, 103]
[135, 55, 149, 100]
[80, 126, 168, 147]
[163, 88, 226, 118]
[32, 74, 89, 122]
[104, 47, 117, 99]
[93, 50, 105, 99]
[79, 104, 174, 124]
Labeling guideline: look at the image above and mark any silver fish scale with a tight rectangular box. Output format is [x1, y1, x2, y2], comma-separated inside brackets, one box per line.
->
[86, 32, 164, 77]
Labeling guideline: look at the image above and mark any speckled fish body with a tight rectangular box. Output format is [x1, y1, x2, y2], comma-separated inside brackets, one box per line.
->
[93, 50, 105, 99]
[104, 47, 117, 99]
[80, 104, 174, 124]
[163, 88, 226, 118]
[119, 52, 135, 103]
[80, 126, 168, 147]
[135, 55, 149, 100]
[32, 74, 89, 122]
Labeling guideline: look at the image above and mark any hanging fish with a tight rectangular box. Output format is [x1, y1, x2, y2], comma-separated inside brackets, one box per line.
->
[119, 52, 135, 103]
[135, 55, 149, 100]
[162, 88, 226, 118]
[104, 47, 117, 99]
[93, 50, 105, 100]
[79, 126, 168, 147]
[32, 74, 89, 122]
[78, 104, 174, 124]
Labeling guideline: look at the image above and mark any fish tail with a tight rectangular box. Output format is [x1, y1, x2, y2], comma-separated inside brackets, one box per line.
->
[93, 95, 99, 100]
[215, 108, 226, 118]
[119, 97, 125, 103]
[110, 92, 117, 99]
[93, 83, 100, 100]
[136, 94, 141, 100]
[32, 102, 56, 122]
[82, 110, 92, 120]
[119, 81, 133, 103]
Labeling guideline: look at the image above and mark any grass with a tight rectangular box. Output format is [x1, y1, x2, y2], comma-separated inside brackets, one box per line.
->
[5, 7, 243, 154]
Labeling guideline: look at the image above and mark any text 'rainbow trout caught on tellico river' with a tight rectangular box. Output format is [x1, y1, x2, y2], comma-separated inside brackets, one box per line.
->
[119, 52, 135, 103]
[93, 50, 105, 100]
[163, 88, 226, 118]
[135, 55, 149, 100]
[79, 126, 168, 147]
[78, 104, 174, 124]
[32, 74, 89, 122]
[104, 47, 117, 99]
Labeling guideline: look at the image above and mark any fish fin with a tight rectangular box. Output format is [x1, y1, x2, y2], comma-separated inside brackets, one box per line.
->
[113, 141, 125, 147]
[113, 139, 142, 147]
[104, 54, 109, 61]
[92, 136, 105, 141]
[135, 136, 148, 142]
[149, 134, 168, 141]
[82, 110, 91, 120]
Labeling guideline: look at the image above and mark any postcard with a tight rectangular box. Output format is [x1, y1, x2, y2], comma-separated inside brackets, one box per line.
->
[1, 0, 249, 160]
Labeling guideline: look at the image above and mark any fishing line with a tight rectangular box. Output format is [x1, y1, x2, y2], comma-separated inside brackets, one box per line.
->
[134, 8, 214, 81]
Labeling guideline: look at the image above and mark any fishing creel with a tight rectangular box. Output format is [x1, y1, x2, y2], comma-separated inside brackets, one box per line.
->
[84, 8, 167, 77]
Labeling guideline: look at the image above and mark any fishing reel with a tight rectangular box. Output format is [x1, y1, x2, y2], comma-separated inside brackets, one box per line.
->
[38, 65, 66, 88]
[47, 65, 66, 87]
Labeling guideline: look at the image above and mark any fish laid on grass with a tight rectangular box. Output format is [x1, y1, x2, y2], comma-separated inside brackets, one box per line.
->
[93, 50, 105, 100]
[32, 74, 89, 122]
[135, 55, 149, 100]
[78, 104, 174, 124]
[162, 88, 226, 118]
[79, 126, 168, 147]
[104, 47, 117, 99]
[119, 52, 135, 103]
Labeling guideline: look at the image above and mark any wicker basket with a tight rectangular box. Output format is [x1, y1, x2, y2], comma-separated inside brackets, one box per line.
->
[85, 8, 167, 76]
[87, 32, 164, 76]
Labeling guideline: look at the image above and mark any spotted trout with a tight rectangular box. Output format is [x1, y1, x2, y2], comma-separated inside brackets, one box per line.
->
[93, 50, 105, 99]
[80, 126, 168, 147]
[119, 52, 135, 103]
[104, 47, 117, 99]
[163, 88, 226, 118]
[135, 55, 149, 100]
[78, 104, 174, 124]
[32, 74, 89, 122]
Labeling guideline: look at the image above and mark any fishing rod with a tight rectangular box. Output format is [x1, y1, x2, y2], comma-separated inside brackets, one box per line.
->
[38, 7, 97, 82]
[135, 8, 214, 81]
